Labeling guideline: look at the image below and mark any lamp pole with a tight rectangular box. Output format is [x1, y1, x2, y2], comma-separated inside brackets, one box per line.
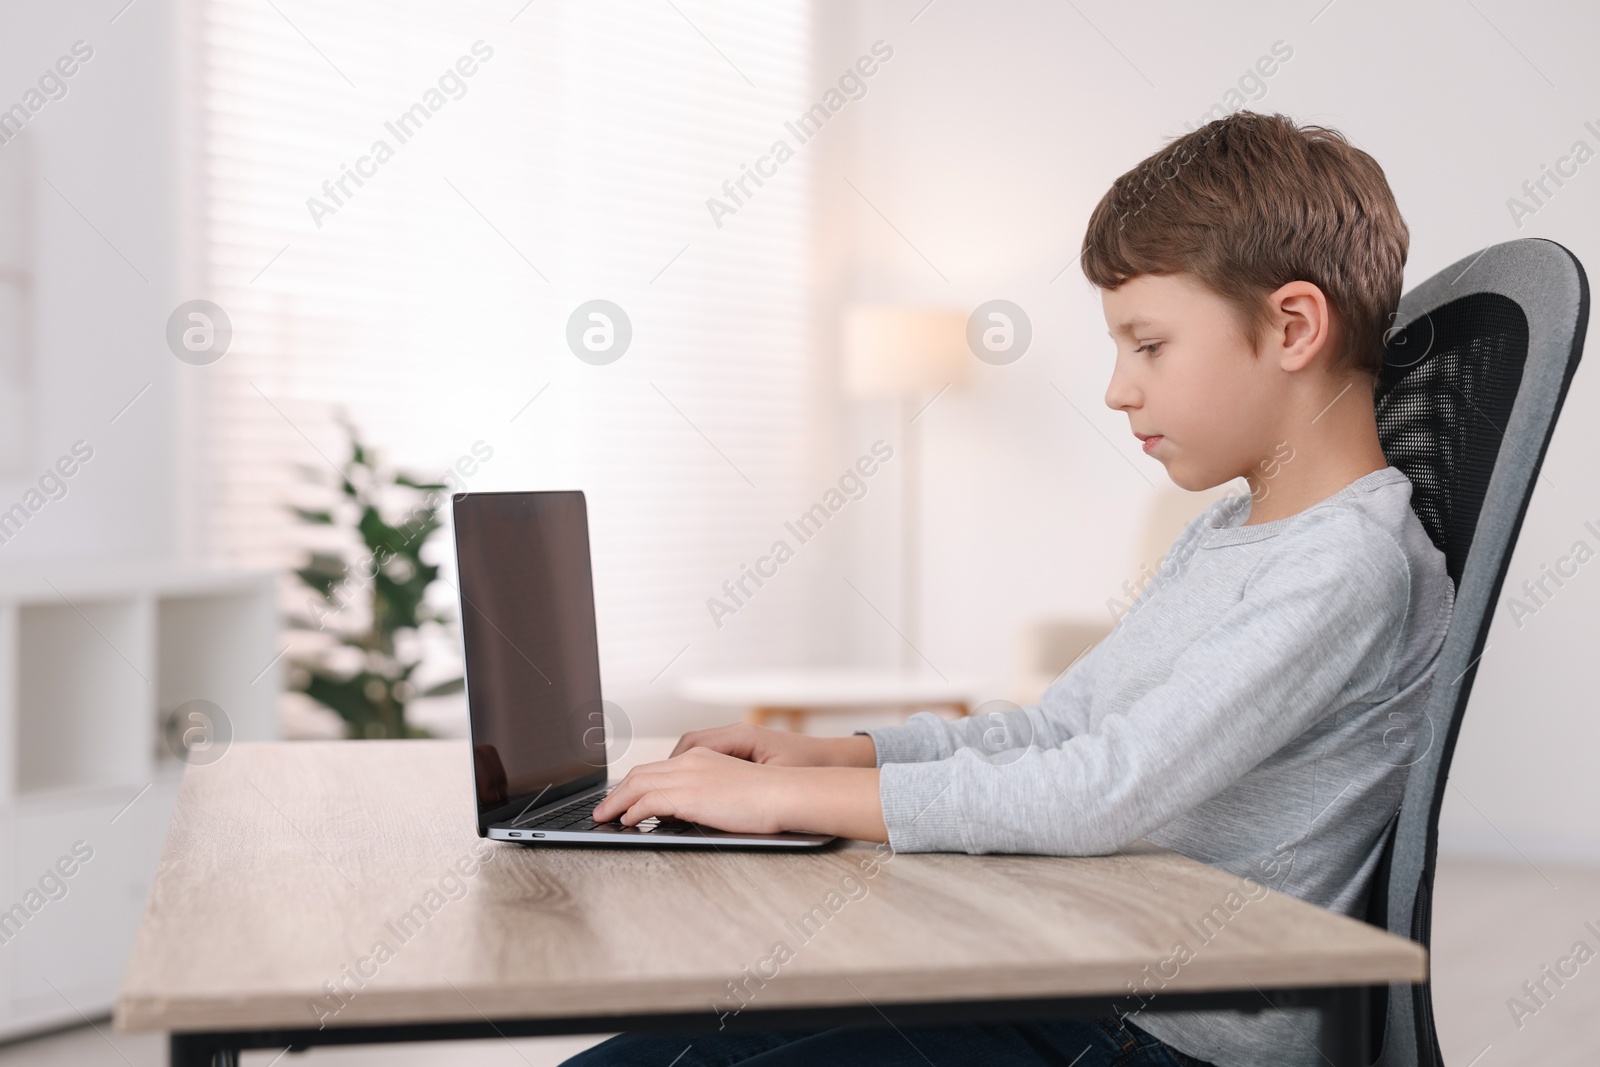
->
[840, 305, 966, 676]
[901, 392, 921, 671]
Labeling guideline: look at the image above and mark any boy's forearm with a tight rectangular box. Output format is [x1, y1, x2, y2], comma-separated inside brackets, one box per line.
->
[831, 734, 878, 767]
[778, 767, 888, 842]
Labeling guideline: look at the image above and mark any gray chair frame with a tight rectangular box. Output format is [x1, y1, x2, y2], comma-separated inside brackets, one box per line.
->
[1368, 238, 1589, 1066]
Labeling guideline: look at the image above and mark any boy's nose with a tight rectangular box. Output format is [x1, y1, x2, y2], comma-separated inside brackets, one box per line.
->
[1104, 366, 1140, 412]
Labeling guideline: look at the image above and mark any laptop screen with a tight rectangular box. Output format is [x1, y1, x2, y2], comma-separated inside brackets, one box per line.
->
[452, 491, 607, 829]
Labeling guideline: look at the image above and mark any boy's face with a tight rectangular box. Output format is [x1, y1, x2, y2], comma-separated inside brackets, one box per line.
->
[1101, 272, 1281, 492]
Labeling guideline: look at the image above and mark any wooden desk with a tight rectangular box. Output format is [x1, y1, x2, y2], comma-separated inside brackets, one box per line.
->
[680, 669, 975, 731]
[116, 739, 1425, 1066]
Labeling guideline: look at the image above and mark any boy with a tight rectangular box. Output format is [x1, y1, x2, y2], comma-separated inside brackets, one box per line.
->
[574, 111, 1454, 1067]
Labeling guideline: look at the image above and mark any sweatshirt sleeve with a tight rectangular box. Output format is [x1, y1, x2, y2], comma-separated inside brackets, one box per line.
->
[856, 499, 1221, 768]
[856, 636, 1106, 766]
[877, 509, 1411, 855]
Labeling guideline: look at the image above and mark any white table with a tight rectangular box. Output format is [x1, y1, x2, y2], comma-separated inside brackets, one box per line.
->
[679, 667, 979, 731]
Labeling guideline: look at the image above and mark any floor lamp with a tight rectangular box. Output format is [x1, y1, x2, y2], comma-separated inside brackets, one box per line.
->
[842, 306, 969, 671]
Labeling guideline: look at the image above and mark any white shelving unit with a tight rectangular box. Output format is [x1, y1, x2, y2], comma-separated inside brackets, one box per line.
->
[0, 563, 277, 1040]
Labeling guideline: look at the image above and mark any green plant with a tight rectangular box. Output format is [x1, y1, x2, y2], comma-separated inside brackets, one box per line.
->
[287, 421, 462, 739]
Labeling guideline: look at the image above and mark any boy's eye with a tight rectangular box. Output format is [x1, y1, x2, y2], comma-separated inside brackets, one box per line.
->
[1136, 342, 1163, 356]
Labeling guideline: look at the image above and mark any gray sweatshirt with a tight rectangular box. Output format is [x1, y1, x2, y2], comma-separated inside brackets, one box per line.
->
[860, 466, 1454, 1067]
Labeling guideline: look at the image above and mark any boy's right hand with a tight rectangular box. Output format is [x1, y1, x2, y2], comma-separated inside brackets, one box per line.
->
[669, 722, 877, 768]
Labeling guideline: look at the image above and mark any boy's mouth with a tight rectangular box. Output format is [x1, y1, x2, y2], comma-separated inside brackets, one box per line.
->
[1134, 431, 1163, 453]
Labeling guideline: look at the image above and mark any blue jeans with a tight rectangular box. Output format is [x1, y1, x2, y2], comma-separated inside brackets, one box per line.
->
[559, 1014, 1216, 1066]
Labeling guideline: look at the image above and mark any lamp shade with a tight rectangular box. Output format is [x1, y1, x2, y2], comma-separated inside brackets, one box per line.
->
[842, 305, 969, 398]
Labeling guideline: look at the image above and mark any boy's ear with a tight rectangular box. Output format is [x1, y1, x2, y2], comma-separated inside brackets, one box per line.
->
[1265, 281, 1334, 373]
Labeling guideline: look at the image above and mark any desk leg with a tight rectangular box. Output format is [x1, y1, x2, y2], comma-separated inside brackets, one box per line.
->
[1316, 985, 1371, 1067]
[170, 1033, 239, 1067]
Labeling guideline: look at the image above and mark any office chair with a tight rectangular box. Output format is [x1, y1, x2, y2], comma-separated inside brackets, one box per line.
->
[1364, 238, 1589, 1066]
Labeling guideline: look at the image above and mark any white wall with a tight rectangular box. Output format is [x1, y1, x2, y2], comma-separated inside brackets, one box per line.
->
[0, 0, 184, 564]
[824, 0, 1600, 862]
[4, 0, 1595, 862]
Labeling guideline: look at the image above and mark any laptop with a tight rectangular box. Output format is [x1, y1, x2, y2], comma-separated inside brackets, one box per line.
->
[452, 489, 833, 849]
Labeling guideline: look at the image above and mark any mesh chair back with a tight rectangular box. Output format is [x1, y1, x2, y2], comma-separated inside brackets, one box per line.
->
[1368, 238, 1588, 1066]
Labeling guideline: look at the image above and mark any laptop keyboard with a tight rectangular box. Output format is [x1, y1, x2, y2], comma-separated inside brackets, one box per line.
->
[514, 788, 693, 834]
[516, 789, 615, 830]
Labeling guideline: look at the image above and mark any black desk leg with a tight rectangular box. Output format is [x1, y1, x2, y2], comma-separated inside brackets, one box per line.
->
[1317, 985, 1372, 1067]
[170, 1034, 238, 1067]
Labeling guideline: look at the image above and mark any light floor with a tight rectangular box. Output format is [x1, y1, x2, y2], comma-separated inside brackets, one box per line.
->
[3, 856, 1595, 1066]
[1430, 856, 1600, 1066]
[0, 1028, 613, 1066]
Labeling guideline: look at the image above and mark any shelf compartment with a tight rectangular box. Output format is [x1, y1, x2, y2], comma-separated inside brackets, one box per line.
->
[15, 596, 153, 797]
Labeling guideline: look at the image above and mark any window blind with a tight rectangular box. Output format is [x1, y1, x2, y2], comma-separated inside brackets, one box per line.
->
[190, 0, 817, 706]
